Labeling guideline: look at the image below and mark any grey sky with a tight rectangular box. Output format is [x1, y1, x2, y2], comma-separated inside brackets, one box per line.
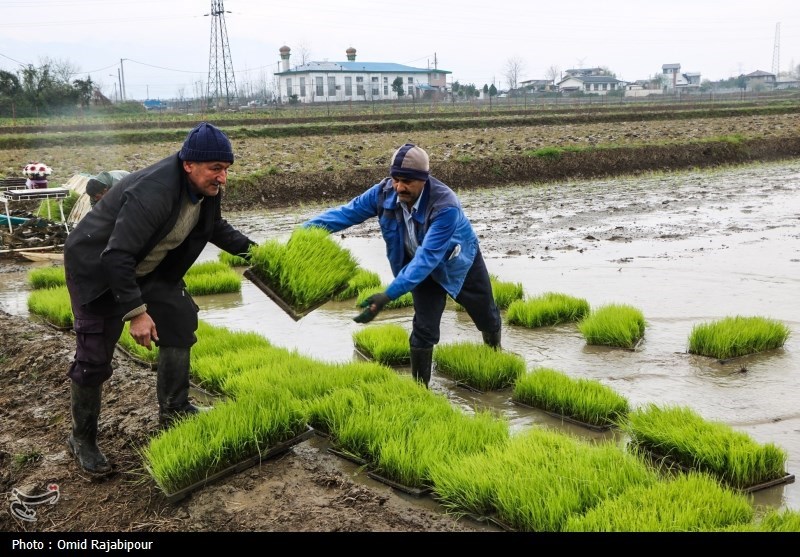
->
[1, 0, 797, 100]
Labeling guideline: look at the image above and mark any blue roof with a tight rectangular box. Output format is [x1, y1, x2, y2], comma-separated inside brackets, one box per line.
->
[277, 61, 449, 75]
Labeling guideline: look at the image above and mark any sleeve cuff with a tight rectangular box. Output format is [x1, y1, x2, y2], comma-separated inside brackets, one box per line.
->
[122, 304, 147, 322]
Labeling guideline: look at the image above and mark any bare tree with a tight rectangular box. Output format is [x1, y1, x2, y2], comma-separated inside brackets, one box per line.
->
[503, 56, 525, 91]
[545, 65, 561, 87]
[39, 57, 80, 83]
[296, 41, 312, 66]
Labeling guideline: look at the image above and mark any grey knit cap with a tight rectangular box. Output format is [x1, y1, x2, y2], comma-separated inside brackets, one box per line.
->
[178, 122, 235, 163]
[390, 143, 429, 181]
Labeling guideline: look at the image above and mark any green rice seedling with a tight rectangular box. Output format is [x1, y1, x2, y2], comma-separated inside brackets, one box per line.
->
[373, 406, 508, 490]
[27, 266, 66, 289]
[578, 303, 645, 349]
[248, 226, 359, 312]
[756, 508, 800, 532]
[352, 323, 410, 365]
[333, 268, 382, 301]
[192, 343, 288, 393]
[433, 341, 526, 391]
[192, 320, 272, 363]
[117, 322, 159, 364]
[27, 286, 73, 328]
[431, 427, 656, 531]
[622, 404, 789, 490]
[142, 387, 307, 495]
[687, 315, 790, 360]
[218, 250, 249, 267]
[184, 261, 241, 296]
[512, 367, 629, 428]
[454, 274, 524, 311]
[563, 472, 753, 532]
[491, 431, 656, 532]
[355, 285, 413, 309]
[284, 360, 397, 406]
[323, 377, 508, 488]
[506, 291, 590, 328]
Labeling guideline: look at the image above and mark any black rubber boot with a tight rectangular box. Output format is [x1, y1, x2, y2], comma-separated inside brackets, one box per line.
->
[410, 347, 433, 389]
[67, 382, 112, 475]
[482, 329, 502, 350]
[157, 346, 207, 427]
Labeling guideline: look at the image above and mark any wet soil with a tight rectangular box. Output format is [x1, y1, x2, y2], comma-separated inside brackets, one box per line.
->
[1, 159, 798, 535]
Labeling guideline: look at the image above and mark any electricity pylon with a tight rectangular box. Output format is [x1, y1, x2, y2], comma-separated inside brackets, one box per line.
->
[206, 0, 238, 109]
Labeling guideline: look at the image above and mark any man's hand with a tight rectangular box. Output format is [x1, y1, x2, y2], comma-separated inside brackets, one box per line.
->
[129, 312, 159, 350]
[353, 292, 391, 324]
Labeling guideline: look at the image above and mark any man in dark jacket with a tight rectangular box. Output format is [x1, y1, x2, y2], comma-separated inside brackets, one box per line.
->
[303, 143, 502, 389]
[63, 122, 257, 475]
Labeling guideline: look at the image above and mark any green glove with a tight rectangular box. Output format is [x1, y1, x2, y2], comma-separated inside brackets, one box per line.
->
[353, 292, 391, 324]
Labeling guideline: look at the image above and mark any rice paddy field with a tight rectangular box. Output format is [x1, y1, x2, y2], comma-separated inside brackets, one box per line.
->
[1, 157, 797, 531]
[1, 99, 799, 534]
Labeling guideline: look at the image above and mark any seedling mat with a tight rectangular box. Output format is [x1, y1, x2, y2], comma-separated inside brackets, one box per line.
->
[365, 470, 432, 498]
[511, 400, 614, 432]
[636, 444, 796, 493]
[353, 346, 410, 367]
[162, 425, 314, 503]
[244, 268, 345, 321]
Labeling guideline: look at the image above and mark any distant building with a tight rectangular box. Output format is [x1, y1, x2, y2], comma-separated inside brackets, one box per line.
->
[519, 79, 553, 92]
[661, 63, 701, 90]
[743, 70, 777, 90]
[274, 46, 451, 103]
[557, 75, 623, 95]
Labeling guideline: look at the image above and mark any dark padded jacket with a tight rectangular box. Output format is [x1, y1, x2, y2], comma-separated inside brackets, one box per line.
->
[64, 154, 253, 315]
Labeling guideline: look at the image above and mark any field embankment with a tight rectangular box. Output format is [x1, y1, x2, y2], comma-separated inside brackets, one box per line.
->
[1, 101, 799, 211]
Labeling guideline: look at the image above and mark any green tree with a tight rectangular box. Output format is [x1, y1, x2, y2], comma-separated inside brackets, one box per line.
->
[72, 77, 95, 108]
[489, 83, 498, 97]
[391, 77, 405, 96]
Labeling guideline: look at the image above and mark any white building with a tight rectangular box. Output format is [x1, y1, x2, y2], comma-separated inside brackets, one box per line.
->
[557, 75, 623, 95]
[662, 63, 701, 90]
[274, 47, 451, 104]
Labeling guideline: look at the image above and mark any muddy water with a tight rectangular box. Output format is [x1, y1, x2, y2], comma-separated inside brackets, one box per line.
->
[2, 160, 798, 513]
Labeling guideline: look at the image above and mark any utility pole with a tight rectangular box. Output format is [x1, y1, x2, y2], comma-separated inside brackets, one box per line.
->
[119, 59, 127, 101]
[205, 0, 238, 109]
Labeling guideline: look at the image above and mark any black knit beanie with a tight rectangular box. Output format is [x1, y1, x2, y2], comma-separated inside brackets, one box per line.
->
[178, 122, 235, 163]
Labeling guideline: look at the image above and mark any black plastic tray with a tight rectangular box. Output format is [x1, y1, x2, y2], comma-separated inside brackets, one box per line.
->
[636, 444, 796, 493]
[366, 470, 432, 498]
[161, 425, 314, 504]
[244, 268, 345, 321]
[353, 346, 410, 367]
[511, 399, 614, 432]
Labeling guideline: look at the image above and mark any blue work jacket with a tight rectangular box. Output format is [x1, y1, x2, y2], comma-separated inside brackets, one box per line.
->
[304, 176, 478, 300]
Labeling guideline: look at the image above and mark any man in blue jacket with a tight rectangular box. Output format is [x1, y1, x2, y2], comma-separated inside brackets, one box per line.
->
[304, 143, 501, 388]
[64, 122, 257, 475]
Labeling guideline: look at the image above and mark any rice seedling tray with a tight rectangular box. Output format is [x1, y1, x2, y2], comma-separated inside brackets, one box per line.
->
[636, 445, 796, 493]
[115, 345, 158, 370]
[511, 400, 613, 432]
[365, 470, 432, 498]
[327, 447, 369, 466]
[353, 347, 410, 367]
[162, 425, 314, 504]
[453, 380, 488, 394]
[243, 268, 345, 321]
[33, 316, 71, 332]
